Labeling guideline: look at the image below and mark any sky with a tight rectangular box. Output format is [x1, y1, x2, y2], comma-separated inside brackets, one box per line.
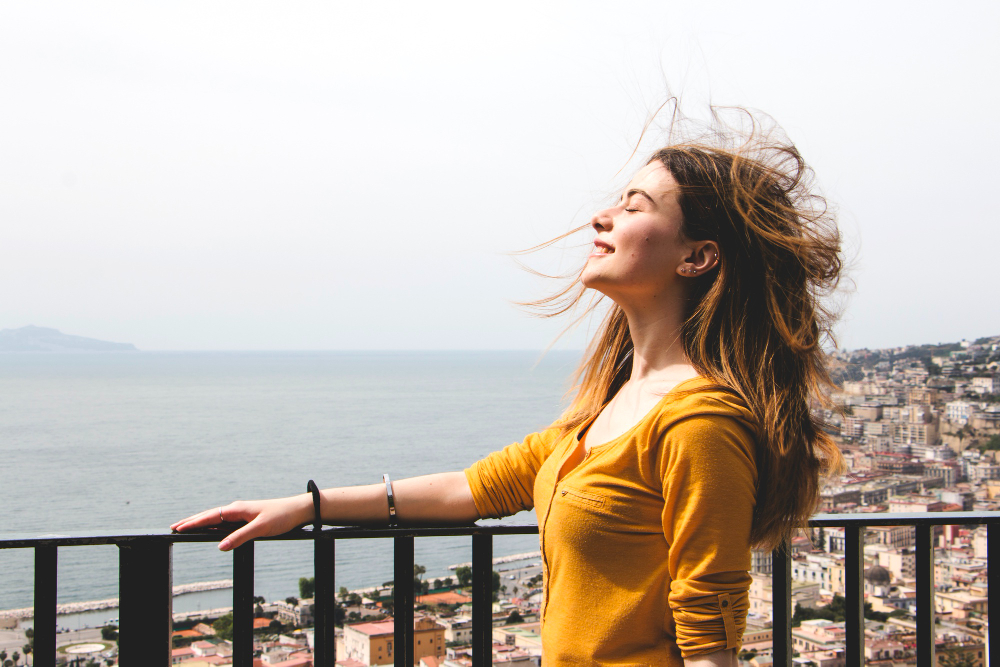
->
[1, 1, 997, 351]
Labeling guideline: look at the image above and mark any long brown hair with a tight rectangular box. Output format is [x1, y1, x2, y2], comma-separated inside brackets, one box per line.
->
[526, 114, 845, 548]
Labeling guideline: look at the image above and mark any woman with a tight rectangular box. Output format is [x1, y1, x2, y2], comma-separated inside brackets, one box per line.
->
[173, 119, 844, 666]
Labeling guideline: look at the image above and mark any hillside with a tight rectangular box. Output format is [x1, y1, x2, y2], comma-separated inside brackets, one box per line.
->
[0, 326, 137, 352]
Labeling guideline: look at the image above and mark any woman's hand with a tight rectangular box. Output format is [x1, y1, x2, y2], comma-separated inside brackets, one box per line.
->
[171, 494, 313, 552]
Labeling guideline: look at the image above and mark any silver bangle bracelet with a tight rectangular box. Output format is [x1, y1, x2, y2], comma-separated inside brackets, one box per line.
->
[382, 473, 397, 526]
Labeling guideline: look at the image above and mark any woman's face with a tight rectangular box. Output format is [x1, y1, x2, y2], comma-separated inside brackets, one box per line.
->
[581, 161, 694, 303]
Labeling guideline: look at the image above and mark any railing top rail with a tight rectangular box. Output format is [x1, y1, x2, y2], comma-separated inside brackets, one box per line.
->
[2, 510, 998, 549]
[0, 522, 540, 549]
[808, 511, 1000, 527]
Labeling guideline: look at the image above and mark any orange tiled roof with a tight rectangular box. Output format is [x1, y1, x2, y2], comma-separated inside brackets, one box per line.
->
[173, 629, 204, 638]
[270, 658, 313, 667]
[416, 591, 473, 605]
[346, 620, 395, 636]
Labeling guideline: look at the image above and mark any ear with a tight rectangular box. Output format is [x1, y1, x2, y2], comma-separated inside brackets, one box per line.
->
[677, 240, 720, 278]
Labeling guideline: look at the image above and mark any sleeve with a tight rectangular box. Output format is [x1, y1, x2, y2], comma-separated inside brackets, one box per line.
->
[463, 427, 561, 518]
[658, 414, 757, 658]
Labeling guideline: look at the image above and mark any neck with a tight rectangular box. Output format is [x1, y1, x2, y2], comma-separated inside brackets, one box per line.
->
[618, 295, 698, 388]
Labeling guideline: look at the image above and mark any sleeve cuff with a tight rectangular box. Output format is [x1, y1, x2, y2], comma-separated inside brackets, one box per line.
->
[674, 591, 746, 657]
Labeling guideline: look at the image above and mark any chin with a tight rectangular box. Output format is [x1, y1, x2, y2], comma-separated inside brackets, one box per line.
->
[580, 271, 600, 290]
[580, 273, 611, 296]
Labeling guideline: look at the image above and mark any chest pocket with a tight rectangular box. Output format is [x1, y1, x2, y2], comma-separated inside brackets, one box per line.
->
[558, 485, 606, 510]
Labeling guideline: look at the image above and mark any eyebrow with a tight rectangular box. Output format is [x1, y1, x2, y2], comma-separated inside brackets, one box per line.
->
[625, 188, 656, 206]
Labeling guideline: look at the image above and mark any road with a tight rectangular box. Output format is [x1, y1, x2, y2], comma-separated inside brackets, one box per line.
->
[495, 560, 543, 600]
[0, 626, 106, 655]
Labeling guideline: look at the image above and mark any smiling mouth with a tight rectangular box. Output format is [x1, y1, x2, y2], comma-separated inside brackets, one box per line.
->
[593, 245, 614, 254]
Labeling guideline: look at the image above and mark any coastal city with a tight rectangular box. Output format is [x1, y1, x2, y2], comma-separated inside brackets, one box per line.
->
[2, 334, 999, 666]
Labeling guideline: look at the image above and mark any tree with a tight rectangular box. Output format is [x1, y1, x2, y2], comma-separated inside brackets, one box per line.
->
[286, 596, 299, 605]
[253, 594, 266, 615]
[505, 610, 523, 624]
[100, 625, 118, 641]
[792, 595, 889, 627]
[815, 525, 826, 551]
[455, 566, 472, 587]
[299, 576, 316, 599]
[9, 653, 17, 666]
[492, 571, 501, 602]
[347, 592, 363, 606]
[939, 652, 978, 667]
[339, 586, 350, 599]
[213, 612, 235, 641]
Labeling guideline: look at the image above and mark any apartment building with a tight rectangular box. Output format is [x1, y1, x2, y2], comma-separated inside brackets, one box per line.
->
[342, 616, 445, 666]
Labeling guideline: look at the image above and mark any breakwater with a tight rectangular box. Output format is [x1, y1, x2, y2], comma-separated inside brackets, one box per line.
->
[449, 551, 540, 571]
[0, 579, 233, 620]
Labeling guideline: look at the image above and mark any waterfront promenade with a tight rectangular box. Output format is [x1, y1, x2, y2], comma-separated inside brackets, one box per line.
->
[0, 579, 233, 620]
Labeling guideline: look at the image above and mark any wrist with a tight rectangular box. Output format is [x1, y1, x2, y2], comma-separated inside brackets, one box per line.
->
[292, 492, 317, 526]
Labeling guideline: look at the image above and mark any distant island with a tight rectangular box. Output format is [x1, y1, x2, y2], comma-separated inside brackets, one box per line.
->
[0, 325, 137, 352]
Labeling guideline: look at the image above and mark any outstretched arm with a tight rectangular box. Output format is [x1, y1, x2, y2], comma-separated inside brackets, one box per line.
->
[171, 471, 479, 551]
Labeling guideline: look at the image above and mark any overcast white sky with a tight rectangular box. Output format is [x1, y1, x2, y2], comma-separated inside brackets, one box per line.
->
[2, 1, 997, 351]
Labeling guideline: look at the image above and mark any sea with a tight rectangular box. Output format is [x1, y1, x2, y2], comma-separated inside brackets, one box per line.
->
[0, 350, 578, 623]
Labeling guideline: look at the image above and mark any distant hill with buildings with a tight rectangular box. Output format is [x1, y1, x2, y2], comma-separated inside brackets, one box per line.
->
[828, 335, 1000, 386]
[0, 325, 137, 352]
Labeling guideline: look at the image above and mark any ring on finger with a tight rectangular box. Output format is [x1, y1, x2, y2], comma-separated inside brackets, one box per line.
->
[218, 507, 225, 523]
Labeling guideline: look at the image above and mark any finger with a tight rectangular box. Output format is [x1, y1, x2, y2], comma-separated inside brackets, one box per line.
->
[170, 510, 213, 532]
[171, 506, 227, 532]
[219, 518, 265, 552]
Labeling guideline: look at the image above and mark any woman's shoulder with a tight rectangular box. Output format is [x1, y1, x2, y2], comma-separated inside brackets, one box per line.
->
[649, 377, 759, 443]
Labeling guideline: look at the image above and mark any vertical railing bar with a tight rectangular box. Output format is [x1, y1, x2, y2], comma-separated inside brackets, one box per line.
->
[394, 535, 415, 667]
[233, 542, 255, 667]
[990, 521, 999, 667]
[33, 546, 57, 667]
[314, 533, 337, 667]
[471, 533, 493, 667]
[771, 545, 791, 667]
[118, 540, 173, 664]
[844, 525, 864, 666]
[915, 524, 935, 667]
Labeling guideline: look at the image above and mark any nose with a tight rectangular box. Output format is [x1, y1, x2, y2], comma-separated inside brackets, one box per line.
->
[591, 206, 614, 232]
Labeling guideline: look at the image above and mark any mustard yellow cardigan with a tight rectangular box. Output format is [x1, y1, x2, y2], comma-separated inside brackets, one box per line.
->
[464, 378, 757, 665]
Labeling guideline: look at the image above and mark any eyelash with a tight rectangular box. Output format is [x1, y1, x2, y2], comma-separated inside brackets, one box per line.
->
[624, 208, 638, 213]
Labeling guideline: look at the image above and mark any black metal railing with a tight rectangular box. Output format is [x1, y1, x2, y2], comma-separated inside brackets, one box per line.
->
[2, 512, 998, 667]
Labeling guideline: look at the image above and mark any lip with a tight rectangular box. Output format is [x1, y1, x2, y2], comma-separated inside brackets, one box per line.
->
[590, 239, 614, 258]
